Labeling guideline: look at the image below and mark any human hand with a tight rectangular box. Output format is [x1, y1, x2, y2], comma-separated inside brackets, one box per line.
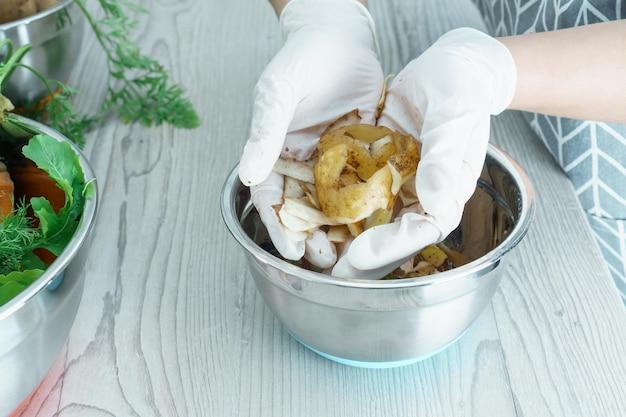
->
[239, 0, 383, 267]
[333, 28, 517, 278]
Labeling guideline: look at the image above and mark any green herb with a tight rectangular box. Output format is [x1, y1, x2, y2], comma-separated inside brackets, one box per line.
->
[0, 134, 87, 294]
[38, 81, 95, 148]
[0, 205, 40, 275]
[0, 0, 200, 146]
[0, 270, 44, 306]
[75, 0, 200, 129]
[23, 135, 87, 256]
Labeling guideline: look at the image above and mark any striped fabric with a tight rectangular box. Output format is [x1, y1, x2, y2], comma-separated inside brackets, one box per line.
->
[471, 0, 626, 304]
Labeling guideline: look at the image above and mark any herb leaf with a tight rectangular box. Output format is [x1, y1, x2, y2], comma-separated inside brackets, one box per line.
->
[22, 135, 86, 256]
[0, 269, 44, 306]
[76, 0, 200, 129]
[0, 204, 39, 275]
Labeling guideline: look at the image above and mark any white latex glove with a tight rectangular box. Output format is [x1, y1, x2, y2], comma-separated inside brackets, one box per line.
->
[333, 28, 517, 278]
[239, 0, 383, 265]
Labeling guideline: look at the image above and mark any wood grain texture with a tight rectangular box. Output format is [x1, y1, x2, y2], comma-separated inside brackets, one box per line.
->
[12, 0, 626, 416]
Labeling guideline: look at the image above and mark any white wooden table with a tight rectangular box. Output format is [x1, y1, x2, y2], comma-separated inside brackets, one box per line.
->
[16, 0, 626, 416]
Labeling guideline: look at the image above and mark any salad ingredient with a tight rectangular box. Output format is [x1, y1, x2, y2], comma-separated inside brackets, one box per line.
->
[0, 161, 13, 216]
[0, 132, 90, 302]
[22, 135, 87, 256]
[0, 269, 43, 306]
[11, 161, 65, 211]
[75, 0, 199, 129]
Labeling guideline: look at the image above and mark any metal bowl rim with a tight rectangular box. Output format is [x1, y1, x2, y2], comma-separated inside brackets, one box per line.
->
[221, 144, 536, 289]
[0, 0, 75, 31]
[0, 115, 98, 319]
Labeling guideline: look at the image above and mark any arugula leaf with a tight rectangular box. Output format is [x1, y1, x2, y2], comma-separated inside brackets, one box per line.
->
[0, 269, 44, 306]
[22, 135, 86, 256]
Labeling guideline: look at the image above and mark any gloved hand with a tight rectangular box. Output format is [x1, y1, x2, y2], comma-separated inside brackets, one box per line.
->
[239, 0, 383, 267]
[333, 28, 517, 278]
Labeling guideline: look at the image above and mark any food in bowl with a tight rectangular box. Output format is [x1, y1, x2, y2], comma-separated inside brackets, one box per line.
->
[222, 141, 535, 366]
[0, 0, 58, 24]
[271, 109, 465, 278]
[0, 99, 93, 307]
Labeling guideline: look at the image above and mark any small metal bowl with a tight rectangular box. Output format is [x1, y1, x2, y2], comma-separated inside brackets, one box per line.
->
[222, 145, 535, 368]
[0, 0, 85, 105]
[0, 116, 97, 415]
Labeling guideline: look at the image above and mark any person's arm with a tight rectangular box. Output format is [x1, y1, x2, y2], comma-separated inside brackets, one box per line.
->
[500, 20, 626, 123]
[269, 0, 367, 16]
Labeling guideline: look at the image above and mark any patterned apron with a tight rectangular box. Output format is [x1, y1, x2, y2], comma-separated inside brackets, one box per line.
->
[472, 0, 626, 303]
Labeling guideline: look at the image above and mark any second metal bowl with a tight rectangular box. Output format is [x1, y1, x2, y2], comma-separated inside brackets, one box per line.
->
[0, 0, 85, 105]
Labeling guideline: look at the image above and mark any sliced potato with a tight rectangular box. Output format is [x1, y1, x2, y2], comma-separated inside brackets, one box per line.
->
[273, 158, 315, 184]
[327, 225, 351, 243]
[420, 245, 448, 268]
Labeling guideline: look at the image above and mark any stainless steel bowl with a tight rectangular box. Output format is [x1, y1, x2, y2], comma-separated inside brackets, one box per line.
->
[0, 0, 85, 105]
[222, 145, 535, 368]
[0, 116, 97, 416]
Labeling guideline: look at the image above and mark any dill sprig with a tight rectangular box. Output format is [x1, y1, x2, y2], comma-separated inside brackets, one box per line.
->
[14, 62, 95, 147]
[0, 205, 40, 275]
[44, 83, 96, 148]
[76, 0, 200, 129]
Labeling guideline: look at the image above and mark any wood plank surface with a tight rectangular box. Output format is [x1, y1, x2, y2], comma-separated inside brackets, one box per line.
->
[12, 0, 626, 417]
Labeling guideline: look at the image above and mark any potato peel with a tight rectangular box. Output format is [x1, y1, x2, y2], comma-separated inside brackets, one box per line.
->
[284, 176, 304, 198]
[364, 207, 394, 230]
[278, 208, 319, 232]
[321, 109, 362, 136]
[273, 159, 315, 184]
[315, 143, 393, 223]
[347, 221, 364, 237]
[327, 225, 351, 243]
[282, 197, 340, 226]
[314, 121, 419, 224]
[267, 110, 461, 280]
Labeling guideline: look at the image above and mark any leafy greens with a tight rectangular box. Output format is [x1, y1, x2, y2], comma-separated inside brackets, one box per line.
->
[0, 134, 89, 307]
